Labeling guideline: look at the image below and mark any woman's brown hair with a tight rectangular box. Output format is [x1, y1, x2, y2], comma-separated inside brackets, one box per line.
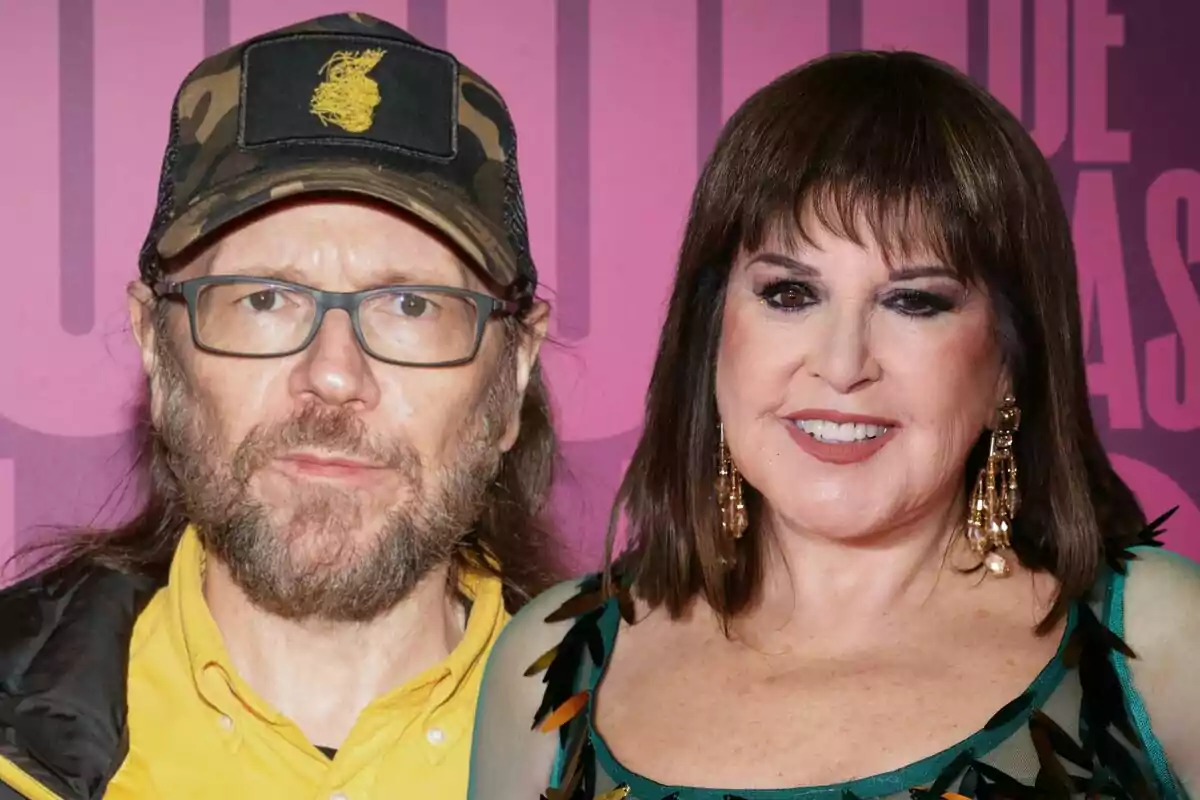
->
[610, 50, 1146, 632]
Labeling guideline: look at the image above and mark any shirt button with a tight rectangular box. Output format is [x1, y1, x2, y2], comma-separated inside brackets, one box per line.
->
[329, 793, 348, 800]
[425, 726, 446, 745]
[217, 714, 234, 731]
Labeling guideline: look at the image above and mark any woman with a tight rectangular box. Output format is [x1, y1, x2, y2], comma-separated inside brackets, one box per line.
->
[469, 51, 1199, 799]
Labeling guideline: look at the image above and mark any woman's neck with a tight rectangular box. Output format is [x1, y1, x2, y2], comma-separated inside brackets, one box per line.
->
[741, 494, 978, 640]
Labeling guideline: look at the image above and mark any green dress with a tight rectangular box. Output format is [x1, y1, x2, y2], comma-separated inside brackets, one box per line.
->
[469, 516, 1194, 800]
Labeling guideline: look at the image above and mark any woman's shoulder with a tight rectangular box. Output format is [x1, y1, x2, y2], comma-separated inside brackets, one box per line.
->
[488, 572, 616, 679]
[1122, 542, 1199, 579]
[470, 574, 617, 797]
[504, 573, 608, 639]
[1117, 545, 1200, 650]
[1111, 545, 1200, 789]
[1100, 505, 1198, 638]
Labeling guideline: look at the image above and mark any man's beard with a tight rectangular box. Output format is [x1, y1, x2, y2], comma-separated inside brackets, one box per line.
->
[151, 332, 512, 623]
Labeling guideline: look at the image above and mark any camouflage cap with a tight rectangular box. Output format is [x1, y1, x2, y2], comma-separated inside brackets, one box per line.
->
[139, 12, 535, 300]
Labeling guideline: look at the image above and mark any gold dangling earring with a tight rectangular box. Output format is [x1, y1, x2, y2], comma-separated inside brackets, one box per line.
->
[966, 395, 1021, 576]
[716, 422, 748, 539]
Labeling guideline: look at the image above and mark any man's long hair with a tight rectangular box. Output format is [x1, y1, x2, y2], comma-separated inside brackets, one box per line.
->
[21, 325, 565, 614]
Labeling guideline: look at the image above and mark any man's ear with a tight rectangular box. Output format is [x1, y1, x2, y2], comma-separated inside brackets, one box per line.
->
[497, 301, 550, 453]
[128, 281, 156, 368]
[128, 281, 167, 427]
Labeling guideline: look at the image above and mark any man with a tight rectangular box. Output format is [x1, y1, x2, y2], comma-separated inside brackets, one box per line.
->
[0, 12, 561, 799]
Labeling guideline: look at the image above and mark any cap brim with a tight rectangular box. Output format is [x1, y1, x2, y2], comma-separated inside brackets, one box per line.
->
[155, 161, 518, 285]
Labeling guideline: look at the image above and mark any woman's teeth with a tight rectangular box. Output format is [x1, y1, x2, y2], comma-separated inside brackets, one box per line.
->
[793, 419, 889, 443]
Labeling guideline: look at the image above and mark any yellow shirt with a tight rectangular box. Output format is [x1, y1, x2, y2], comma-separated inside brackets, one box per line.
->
[104, 527, 508, 799]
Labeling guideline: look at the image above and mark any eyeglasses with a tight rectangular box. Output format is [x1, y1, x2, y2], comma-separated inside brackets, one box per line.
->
[152, 276, 521, 367]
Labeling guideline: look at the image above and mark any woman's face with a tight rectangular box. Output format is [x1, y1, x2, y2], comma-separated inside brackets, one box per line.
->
[715, 215, 1007, 543]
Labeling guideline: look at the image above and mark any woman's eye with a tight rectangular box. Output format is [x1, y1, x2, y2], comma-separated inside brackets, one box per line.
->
[759, 280, 816, 311]
[885, 289, 957, 318]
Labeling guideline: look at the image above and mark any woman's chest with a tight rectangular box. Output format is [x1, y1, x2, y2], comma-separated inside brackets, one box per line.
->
[591, 628, 1061, 790]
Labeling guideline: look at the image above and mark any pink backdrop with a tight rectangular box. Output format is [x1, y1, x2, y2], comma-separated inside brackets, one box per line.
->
[1, 0, 1197, 572]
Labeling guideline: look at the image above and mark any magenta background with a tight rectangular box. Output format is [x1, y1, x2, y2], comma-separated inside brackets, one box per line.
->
[0, 0, 1197, 573]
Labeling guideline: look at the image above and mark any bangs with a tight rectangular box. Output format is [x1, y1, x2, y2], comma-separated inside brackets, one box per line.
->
[763, 184, 957, 274]
[718, 51, 1020, 281]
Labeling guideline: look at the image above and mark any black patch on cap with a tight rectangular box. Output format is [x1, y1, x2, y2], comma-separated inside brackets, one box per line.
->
[240, 33, 457, 159]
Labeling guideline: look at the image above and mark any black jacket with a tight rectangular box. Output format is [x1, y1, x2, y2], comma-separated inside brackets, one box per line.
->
[0, 564, 159, 799]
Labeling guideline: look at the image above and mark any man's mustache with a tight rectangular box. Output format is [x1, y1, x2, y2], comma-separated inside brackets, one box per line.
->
[229, 406, 421, 481]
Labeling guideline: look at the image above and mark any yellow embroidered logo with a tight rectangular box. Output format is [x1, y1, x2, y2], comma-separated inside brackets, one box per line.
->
[309, 48, 387, 133]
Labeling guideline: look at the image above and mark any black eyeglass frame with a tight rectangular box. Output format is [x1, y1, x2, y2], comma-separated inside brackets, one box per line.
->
[152, 276, 522, 368]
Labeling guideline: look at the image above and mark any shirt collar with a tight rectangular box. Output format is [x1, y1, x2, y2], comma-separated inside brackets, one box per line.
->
[443, 566, 505, 685]
[164, 525, 507, 715]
